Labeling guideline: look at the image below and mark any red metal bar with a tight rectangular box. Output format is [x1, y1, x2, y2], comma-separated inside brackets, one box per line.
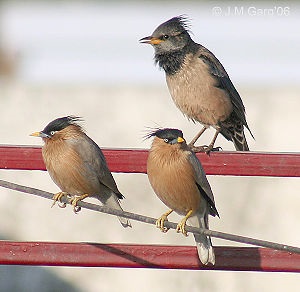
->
[0, 145, 300, 177]
[0, 241, 299, 272]
[1, 146, 300, 271]
[0, 145, 45, 171]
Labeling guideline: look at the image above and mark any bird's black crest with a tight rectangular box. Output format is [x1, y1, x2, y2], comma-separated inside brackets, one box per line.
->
[43, 116, 83, 134]
[144, 127, 183, 141]
[159, 15, 191, 34]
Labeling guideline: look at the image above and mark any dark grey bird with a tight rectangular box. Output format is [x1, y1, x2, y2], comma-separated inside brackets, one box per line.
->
[140, 16, 254, 152]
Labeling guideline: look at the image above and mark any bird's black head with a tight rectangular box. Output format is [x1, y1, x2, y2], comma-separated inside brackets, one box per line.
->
[140, 16, 192, 55]
[30, 116, 82, 139]
[140, 16, 197, 75]
[145, 128, 185, 145]
[42, 116, 82, 137]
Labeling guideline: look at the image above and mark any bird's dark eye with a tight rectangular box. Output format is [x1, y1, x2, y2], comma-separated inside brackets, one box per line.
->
[50, 131, 57, 136]
[163, 138, 169, 143]
[162, 35, 169, 40]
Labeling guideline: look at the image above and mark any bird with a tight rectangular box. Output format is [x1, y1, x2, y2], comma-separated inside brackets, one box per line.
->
[140, 16, 254, 152]
[146, 128, 219, 265]
[30, 116, 131, 228]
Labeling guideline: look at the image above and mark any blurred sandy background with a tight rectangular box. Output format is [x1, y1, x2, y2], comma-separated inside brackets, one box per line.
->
[0, 1, 299, 292]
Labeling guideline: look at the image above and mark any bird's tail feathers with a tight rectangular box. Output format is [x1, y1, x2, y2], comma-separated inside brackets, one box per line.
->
[220, 114, 254, 151]
[100, 192, 132, 228]
[231, 128, 249, 151]
[188, 214, 215, 265]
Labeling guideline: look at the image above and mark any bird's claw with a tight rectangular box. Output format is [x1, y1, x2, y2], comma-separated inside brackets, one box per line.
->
[212, 146, 222, 151]
[52, 192, 87, 213]
[69, 194, 89, 213]
[189, 144, 222, 154]
[156, 215, 170, 233]
[188, 144, 208, 152]
[58, 201, 67, 208]
[176, 210, 193, 236]
[70, 197, 82, 214]
[51, 192, 68, 208]
[176, 221, 188, 237]
[205, 145, 223, 155]
[156, 210, 173, 232]
[74, 205, 81, 213]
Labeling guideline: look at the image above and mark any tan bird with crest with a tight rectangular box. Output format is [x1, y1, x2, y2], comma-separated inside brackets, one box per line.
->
[31, 116, 131, 228]
[146, 128, 219, 265]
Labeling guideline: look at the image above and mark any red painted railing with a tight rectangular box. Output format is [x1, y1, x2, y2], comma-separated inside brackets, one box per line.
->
[1, 145, 300, 177]
[0, 145, 300, 271]
[0, 242, 299, 272]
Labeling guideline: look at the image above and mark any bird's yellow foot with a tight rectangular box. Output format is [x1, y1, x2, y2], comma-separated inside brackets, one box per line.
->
[52, 192, 68, 208]
[176, 210, 193, 237]
[156, 209, 173, 233]
[176, 219, 188, 236]
[156, 216, 169, 233]
[70, 194, 89, 213]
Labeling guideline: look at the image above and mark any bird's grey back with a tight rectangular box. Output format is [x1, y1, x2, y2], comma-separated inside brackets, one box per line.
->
[69, 134, 123, 198]
[187, 151, 218, 217]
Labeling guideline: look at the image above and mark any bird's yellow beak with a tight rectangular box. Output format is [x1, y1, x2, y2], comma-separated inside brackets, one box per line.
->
[139, 36, 163, 45]
[177, 137, 185, 143]
[30, 131, 49, 138]
[30, 131, 41, 137]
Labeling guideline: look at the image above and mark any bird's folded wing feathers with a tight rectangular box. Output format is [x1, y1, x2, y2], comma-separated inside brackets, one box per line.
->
[72, 136, 124, 198]
[187, 152, 219, 217]
[198, 47, 248, 128]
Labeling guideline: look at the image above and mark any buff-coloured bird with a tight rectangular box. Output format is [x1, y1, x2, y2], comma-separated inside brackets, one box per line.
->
[31, 116, 131, 228]
[146, 128, 219, 264]
[140, 16, 254, 152]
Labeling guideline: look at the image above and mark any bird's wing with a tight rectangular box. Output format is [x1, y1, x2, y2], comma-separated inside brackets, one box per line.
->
[197, 46, 250, 130]
[71, 135, 124, 199]
[187, 151, 219, 217]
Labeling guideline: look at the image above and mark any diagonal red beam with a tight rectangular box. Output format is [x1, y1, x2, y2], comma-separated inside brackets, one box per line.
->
[0, 241, 299, 272]
[0, 145, 300, 177]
